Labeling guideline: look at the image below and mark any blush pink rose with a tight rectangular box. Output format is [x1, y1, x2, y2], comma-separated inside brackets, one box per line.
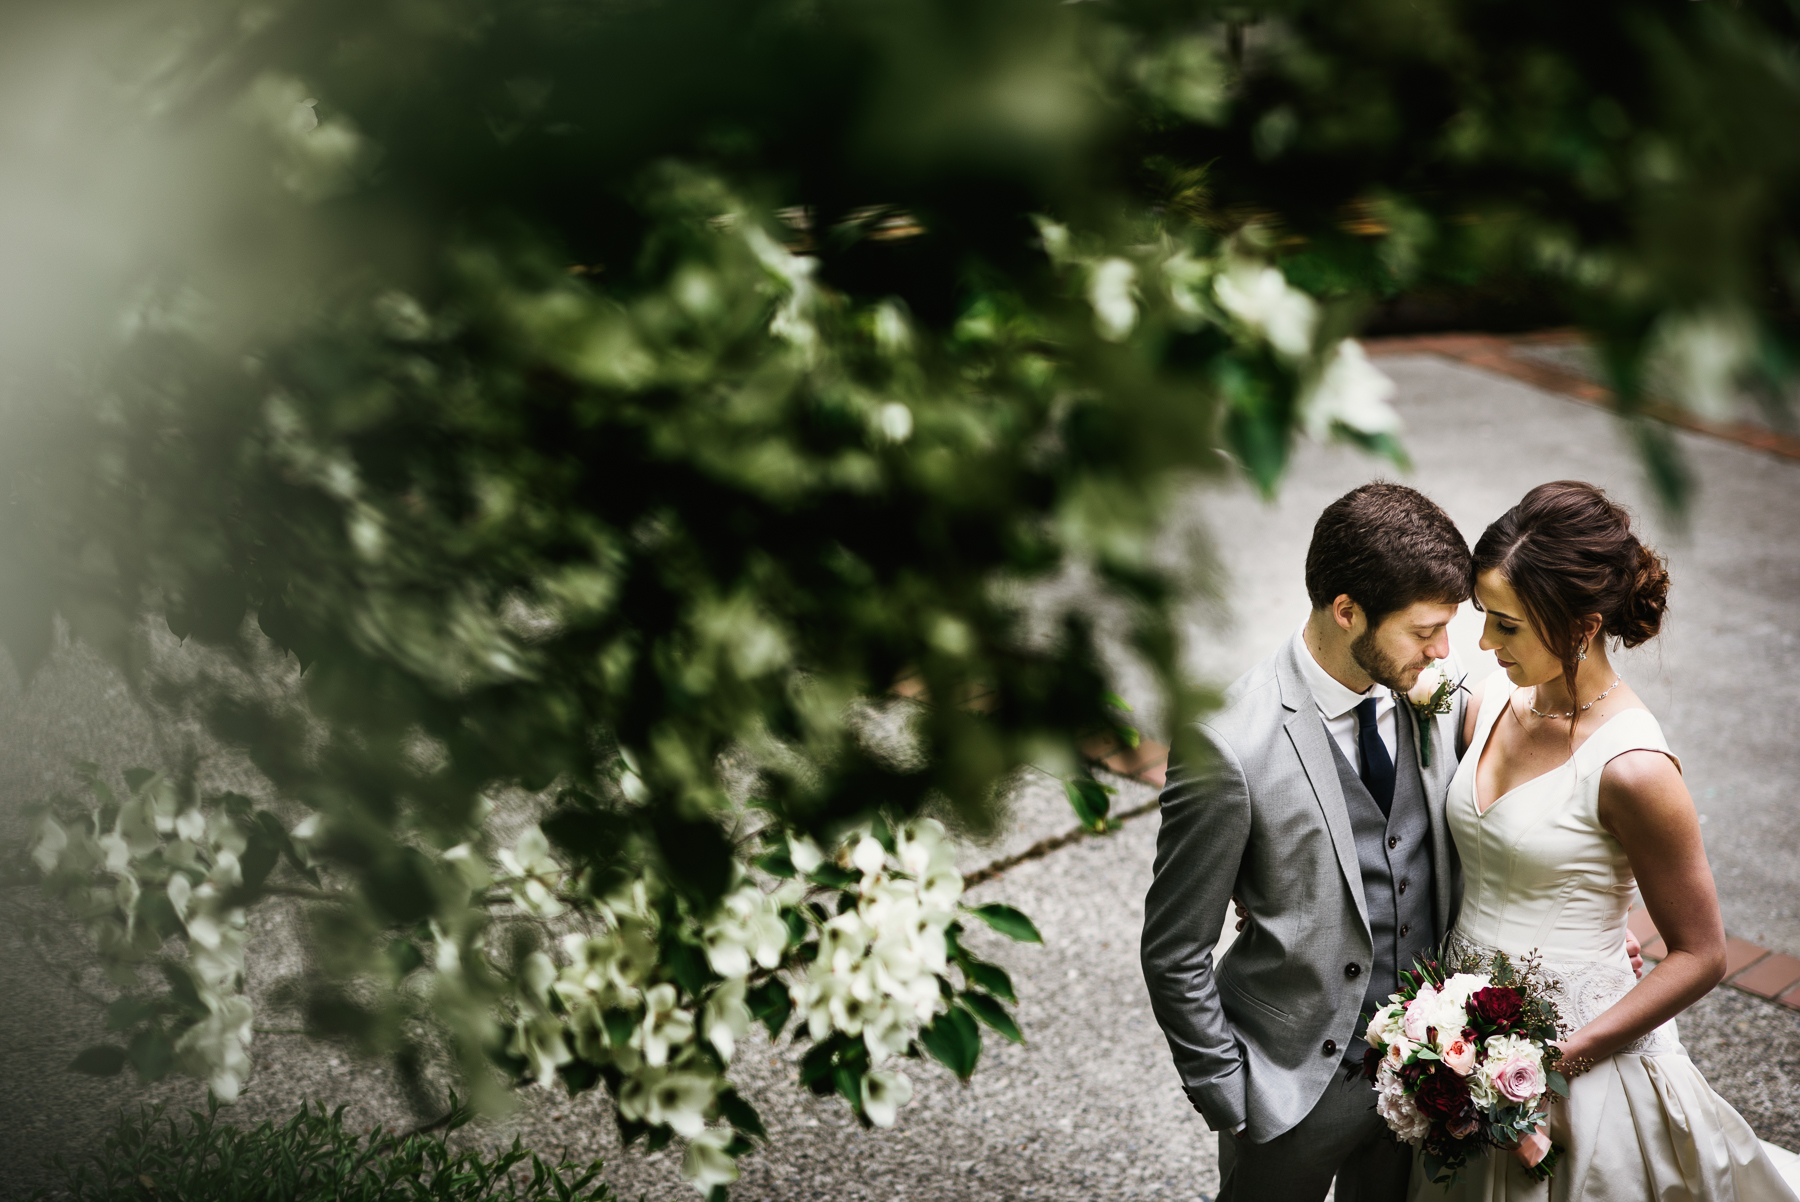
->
[1402, 987, 1437, 1043]
[1441, 1036, 1477, 1076]
[1493, 1054, 1545, 1103]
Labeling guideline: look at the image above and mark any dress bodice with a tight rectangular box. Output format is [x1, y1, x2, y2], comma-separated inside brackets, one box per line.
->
[1447, 670, 1679, 968]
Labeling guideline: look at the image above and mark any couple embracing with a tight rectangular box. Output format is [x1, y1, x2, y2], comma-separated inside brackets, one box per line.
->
[1142, 481, 1798, 1202]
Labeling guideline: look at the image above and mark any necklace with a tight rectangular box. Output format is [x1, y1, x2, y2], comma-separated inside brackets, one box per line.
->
[1529, 677, 1623, 720]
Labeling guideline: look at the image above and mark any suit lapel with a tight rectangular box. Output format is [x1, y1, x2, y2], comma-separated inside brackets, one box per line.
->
[1411, 698, 1460, 941]
[1277, 643, 1370, 932]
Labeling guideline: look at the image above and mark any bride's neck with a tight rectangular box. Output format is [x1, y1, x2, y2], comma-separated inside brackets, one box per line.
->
[1531, 645, 1618, 713]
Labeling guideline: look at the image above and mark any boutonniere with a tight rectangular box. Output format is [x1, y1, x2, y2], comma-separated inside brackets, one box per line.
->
[1404, 662, 1467, 767]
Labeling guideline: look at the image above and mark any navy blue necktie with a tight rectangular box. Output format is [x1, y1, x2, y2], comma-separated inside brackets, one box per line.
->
[1356, 696, 1395, 818]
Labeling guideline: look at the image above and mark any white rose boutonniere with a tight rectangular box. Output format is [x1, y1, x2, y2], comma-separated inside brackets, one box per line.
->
[1404, 662, 1466, 767]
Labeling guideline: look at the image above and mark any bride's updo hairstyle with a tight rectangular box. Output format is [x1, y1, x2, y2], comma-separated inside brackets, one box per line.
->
[1471, 481, 1670, 702]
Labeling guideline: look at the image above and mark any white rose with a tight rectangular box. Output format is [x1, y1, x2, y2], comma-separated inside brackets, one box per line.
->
[1407, 663, 1448, 708]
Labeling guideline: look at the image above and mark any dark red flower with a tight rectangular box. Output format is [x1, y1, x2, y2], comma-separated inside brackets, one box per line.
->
[1362, 1046, 1383, 1082]
[1414, 1064, 1472, 1120]
[1468, 985, 1524, 1032]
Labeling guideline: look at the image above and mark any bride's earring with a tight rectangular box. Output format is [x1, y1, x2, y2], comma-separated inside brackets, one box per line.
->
[1576, 638, 1589, 662]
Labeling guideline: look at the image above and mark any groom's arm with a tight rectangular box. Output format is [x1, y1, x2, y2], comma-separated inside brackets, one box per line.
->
[1140, 723, 1253, 1134]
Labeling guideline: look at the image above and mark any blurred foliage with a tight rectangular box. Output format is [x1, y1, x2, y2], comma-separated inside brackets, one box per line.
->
[4, 0, 1800, 1192]
[30, 1095, 614, 1202]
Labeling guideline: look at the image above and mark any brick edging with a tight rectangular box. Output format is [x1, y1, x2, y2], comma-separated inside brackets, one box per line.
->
[1363, 329, 1800, 465]
[1628, 907, 1800, 1011]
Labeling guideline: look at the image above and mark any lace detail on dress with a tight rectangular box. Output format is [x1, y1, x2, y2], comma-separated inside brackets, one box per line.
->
[1444, 932, 1682, 1057]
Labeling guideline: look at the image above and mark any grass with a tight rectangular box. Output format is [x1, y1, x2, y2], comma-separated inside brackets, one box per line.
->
[27, 1096, 616, 1202]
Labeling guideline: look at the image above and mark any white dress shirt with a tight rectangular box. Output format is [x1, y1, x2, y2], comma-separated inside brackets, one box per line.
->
[1291, 626, 1397, 776]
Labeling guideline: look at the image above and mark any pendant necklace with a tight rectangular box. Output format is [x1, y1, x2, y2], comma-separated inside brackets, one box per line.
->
[1530, 677, 1622, 720]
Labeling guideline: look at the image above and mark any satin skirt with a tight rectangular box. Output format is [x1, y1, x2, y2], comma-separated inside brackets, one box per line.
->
[1409, 1050, 1800, 1202]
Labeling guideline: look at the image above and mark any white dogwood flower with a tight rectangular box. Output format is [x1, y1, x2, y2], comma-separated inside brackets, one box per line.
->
[1302, 339, 1401, 440]
[497, 825, 565, 918]
[701, 885, 788, 978]
[1088, 258, 1139, 341]
[861, 1069, 914, 1128]
[175, 995, 255, 1103]
[508, 1013, 572, 1088]
[1214, 262, 1317, 360]
[703, 978, 752, 1063]
[637, 983, 696, 1067]
[681, 1126, 740, 1192]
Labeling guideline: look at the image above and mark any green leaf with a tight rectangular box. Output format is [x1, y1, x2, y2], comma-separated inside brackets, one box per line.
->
[1102, 692, 1134, 714]
[961, 991, 1023, 1044]
[70, 1045, 128, 1076]
[746, 979, 791, 1040]
[716, 1087, 767, 1141]
[807, 863, 857, 890]
[968, 903, 1042, 944]
[1547, 1069, 1569, 1099]
[962, 958, 1015, 1003]
[1063, 777, 1112, 829]
[918, 1005, 981, 1080]
[386, 939, 425, 977]
[799, 1042, 837, 1095]
[106, 996, 157, 1031]
[128, 1029, 175, 1081]
[754, 848, 795, 878]
[159, 960, 206, 1015]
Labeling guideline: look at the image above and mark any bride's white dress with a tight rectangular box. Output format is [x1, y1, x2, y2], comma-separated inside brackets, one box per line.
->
[1413, 672, 1800, 1201]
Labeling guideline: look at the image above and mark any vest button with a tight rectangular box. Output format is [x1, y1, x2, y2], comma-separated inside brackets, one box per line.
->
[1322, 1039, 1338, 1056]
[1345, 962, 1361, 978]
[1388, 836, 1399, 849]
[1400, 924, 1410, 937]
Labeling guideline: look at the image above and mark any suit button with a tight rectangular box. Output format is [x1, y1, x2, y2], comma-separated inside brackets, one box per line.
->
[1345, 963, 1361, 978]
[1398, 880, 1408, 895]
[1388, 836, 1399, 849]
[1322, 1039, 1338, 1056]
[1400, 925, 1410, 937]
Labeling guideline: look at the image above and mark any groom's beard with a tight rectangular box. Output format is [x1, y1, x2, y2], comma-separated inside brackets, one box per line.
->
[1350, 627, 1425, 693]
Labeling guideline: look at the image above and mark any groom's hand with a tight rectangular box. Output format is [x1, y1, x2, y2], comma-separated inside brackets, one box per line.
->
[1626, 930, 1645, 979]
[1231, 897, 1248, 932]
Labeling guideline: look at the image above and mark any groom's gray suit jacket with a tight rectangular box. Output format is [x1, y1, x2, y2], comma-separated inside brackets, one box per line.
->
[1141, 639, 1466, 1143]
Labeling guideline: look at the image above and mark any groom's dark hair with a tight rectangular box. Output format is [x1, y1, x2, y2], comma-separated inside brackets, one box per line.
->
[1306, 482, 1470, 624]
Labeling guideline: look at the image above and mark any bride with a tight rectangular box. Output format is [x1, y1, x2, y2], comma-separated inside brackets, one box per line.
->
[1419, 480, 1798, 1201]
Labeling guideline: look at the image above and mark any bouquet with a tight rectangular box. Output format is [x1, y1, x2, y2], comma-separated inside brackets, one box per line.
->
[1362, 953, 1570, 1186]
[1404, 663, 1466, 767]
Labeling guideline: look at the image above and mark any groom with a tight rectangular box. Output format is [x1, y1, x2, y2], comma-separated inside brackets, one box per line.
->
[1142, 482, 1472, 1202]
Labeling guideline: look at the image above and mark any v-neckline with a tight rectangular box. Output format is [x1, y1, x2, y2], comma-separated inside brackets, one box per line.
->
[1471, 688, 1633, 818]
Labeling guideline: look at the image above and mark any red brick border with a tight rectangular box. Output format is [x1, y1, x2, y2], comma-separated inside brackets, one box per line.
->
[1364, 329, 1800, 465]
[1624, 907, 1800, 1012]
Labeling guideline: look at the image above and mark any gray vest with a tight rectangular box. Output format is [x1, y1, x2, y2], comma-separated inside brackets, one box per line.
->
[1325, 707, 1437, 1064]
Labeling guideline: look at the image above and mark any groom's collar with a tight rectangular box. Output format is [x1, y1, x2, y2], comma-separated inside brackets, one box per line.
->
[1289, 626, 1384, 721]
